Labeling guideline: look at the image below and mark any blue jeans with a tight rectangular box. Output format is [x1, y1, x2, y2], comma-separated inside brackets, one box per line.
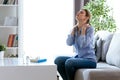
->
[54, 56, 96, 80]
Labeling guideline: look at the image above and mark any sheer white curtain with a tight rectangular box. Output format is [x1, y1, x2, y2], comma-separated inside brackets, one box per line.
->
[106, 0, 120, 30]
[23, 0, 74, 60]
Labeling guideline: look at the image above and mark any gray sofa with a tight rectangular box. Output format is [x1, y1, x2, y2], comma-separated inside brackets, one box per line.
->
[74, 31, 120, 80]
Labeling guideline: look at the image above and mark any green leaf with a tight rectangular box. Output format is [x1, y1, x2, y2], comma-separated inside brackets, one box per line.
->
[84, 0, 116, 33]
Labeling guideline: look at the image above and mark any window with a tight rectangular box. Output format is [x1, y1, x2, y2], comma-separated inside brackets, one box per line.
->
[106, 0, 120, 30]
[23, 0, 74, 60]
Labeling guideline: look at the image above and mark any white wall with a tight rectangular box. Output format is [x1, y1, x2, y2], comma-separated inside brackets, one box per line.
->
[23, 0, 74, 59]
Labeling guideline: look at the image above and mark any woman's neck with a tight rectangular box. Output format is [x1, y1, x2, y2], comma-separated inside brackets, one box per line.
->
[77, 21, 86, 28]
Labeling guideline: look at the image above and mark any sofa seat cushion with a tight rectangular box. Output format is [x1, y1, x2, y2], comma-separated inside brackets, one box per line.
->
[97, 62, 120, 69]
[75, 68, 120, 80]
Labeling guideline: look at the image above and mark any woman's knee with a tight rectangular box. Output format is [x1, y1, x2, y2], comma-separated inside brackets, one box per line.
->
[65, 58, 74, 68]
[54, 56, 71, 65]
[54, 56, 62, 64]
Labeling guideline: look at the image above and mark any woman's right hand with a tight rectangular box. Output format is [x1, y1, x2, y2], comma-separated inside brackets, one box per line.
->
[71, 25, 77, 36]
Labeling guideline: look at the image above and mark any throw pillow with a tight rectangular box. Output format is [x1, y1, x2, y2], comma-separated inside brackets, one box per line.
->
[106, 32, 120, 68]
[94, 32, 102, 62]
[101, 33, 113, 61]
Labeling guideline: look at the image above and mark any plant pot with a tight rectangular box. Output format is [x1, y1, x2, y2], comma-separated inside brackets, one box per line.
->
[0, 51, 4, 59]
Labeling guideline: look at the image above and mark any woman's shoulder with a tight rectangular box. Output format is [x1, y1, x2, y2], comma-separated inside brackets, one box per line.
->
[87, 25, 94, 30]
[86, 25, 95, 33]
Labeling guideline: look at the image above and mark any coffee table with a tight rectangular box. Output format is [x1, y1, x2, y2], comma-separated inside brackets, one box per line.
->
[0, 58, 57, 80]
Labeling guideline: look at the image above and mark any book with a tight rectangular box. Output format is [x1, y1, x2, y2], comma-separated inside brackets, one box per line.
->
[7, 34, 15, 47]
[15, 0, 18, 4]
[7, 0, 15, 4]
[13, 34, 18, 47]
[3, 0, 8, 4]
[37, 59, 47, 63]
[30, 58, 47, 63]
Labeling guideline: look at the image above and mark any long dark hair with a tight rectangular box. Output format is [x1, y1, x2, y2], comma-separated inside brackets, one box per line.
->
[83, 9, 91, 24]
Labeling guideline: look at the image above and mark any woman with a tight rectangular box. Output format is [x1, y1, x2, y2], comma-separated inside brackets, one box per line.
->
[54, 9, 97, 80]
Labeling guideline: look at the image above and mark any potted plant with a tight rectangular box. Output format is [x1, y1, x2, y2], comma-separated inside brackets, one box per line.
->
[0, 44, 6, 59]
[84, 0, 117, 33]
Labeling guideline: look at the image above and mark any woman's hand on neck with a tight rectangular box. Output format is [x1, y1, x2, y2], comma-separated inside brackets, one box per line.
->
[76, 20, 90, 35]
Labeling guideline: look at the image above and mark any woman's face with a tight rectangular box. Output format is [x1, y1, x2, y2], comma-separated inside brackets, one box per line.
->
[76, 10, 87, 21]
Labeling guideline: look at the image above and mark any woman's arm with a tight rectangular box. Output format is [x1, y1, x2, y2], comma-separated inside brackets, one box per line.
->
[66, 26, 77, 46]
[66, 34, 75, 46]
[78, 27, 94, 48]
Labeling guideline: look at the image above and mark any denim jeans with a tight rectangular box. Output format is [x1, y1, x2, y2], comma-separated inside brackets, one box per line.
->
[54, 56, 96, 80]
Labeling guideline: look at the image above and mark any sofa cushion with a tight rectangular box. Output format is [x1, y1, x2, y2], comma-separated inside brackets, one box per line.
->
[94, 32, 102, 62]
[101, 33, 113, 61]
[94, 31, 113, 62]
[106, 32, 120, 68]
